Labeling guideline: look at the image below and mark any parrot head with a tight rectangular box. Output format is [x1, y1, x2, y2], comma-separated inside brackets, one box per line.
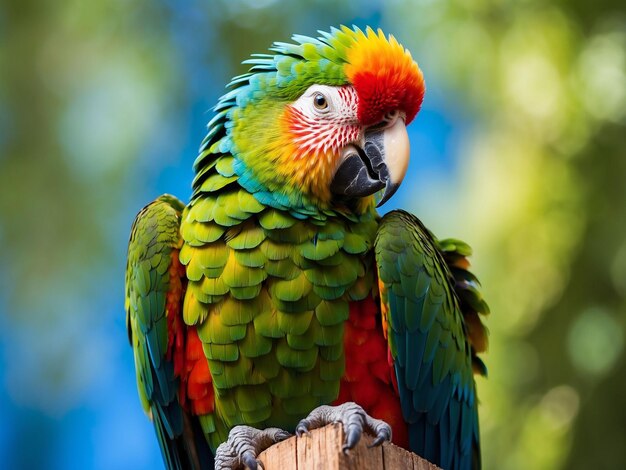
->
[213, 26, 425, 214]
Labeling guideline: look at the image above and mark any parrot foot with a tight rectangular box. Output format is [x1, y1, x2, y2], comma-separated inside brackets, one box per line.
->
[214, 426, 291, 470]
[295, 402, 392, 453]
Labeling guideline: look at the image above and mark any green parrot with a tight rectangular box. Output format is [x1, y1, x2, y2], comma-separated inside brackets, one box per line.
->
[125, 25, 489, 470]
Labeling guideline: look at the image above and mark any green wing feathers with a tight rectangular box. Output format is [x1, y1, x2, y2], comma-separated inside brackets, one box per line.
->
[125, 194, 191, 469]
[375, 210, 488, 470]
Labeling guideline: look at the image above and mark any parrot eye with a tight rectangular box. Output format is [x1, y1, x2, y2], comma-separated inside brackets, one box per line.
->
[313, 93, 329, 111]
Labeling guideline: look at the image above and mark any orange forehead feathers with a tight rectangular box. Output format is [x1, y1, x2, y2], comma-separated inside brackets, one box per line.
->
[344, 28, 425, 126]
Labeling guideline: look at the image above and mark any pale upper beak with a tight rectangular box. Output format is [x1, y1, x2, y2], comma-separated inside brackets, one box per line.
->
[330, 113, 410, 207]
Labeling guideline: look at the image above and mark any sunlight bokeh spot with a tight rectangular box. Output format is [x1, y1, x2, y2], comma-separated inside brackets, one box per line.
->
[539, 385, 580, 431]
[577, 31, 626, 122]
[568, 307, 624, 377]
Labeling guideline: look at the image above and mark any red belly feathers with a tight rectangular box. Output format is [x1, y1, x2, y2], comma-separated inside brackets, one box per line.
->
[334, 296, 408, 448]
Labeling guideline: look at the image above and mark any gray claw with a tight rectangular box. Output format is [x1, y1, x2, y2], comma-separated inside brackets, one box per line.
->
[295, 421, 311, 438]
[368, 426, 392, 448]
[215, 426, 291, 470]
[344, 424, 361, 451]
[242, 452, 260, 470]
[295, 402, 392, 452]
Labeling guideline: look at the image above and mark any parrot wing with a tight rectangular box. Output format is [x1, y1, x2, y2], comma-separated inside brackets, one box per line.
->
[125, 194, 212, 470]
[375, 209, 488, 470]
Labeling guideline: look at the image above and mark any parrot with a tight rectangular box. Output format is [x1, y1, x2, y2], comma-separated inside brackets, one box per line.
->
[125, 25, 489, 470]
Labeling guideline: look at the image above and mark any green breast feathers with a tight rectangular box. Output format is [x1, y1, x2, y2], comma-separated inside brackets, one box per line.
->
[179, 163, 379, 447]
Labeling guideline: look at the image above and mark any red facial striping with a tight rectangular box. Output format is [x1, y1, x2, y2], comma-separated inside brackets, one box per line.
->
[287, 86, 361, 157]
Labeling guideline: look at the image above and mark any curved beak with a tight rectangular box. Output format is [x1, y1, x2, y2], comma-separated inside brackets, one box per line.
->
[330, 116, 410, 207]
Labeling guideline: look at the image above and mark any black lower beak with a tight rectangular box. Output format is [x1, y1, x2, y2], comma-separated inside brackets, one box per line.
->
[330, 129, 389, 199]
[330, 117, 408, 206]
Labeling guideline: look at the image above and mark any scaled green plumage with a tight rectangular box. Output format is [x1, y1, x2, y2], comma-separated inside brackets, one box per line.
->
[181, 187, 378, 449]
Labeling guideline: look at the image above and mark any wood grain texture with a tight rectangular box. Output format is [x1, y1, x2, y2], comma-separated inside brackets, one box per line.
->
[257, 423, 441, 470]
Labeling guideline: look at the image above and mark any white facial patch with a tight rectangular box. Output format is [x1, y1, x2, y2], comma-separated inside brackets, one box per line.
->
[289, 85, 360, 154]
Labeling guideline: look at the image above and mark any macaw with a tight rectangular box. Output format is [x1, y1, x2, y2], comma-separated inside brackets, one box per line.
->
[125, 25, 489, 470]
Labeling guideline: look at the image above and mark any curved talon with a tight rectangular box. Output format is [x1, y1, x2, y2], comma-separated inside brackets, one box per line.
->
[366, 417, 392, 448]
[296, 402, 392, 453]
[344, 424, 362, 450]
[242, 452, 260, 470]
[215, 426, 291, 470]
[295, 422, 311, 438]
[368, 426, 392, 448]
[297, 429, 310, 438]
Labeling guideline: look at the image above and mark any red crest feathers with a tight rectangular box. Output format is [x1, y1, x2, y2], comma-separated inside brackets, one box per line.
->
[344, 29, 425, 126]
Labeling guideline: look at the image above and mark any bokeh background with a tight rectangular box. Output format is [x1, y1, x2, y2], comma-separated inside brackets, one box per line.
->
[1, 0, 625, 468]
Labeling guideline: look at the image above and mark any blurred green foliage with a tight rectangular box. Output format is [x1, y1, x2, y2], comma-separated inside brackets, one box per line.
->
[387, 1, 626, 468]
[1, 0, 625, 468]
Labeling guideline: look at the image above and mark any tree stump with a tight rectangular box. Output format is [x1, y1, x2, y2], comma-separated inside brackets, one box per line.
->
[258, 423, 441, 469]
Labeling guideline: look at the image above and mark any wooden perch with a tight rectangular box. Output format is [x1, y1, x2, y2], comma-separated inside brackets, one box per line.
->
[258, 423, 441, 470]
